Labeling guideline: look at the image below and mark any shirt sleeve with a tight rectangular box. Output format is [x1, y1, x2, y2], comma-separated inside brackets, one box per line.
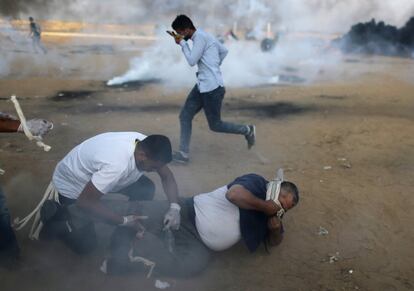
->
[91, 164, 125, 194]
[217, 41, 228, 65]
[227, 173, 268, 200]
[179, 35, 206, 66]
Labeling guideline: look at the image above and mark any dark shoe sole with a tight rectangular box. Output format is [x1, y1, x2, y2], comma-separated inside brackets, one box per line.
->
[246, 125, 256, 149]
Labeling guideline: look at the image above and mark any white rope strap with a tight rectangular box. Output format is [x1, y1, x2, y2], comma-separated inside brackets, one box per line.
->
[10, 95, 51, 152]
[14, 181, 59, 240]
[0, 168, 5, 175]
[266, 168, 285, 218]
[128, 248, 156, 278]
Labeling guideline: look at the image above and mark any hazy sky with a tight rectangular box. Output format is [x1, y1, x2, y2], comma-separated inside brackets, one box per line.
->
[1, 0, 414, 32]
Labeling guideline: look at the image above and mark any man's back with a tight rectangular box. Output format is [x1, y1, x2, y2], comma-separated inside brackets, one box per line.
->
[53, 132, 146, 199]
[30, 22, 41, 37]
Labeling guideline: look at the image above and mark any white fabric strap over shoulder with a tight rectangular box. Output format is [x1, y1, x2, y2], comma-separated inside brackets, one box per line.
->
[266, 168, 285, 219]
[10, 95, 52, 152]
[13, 181, 59, 240]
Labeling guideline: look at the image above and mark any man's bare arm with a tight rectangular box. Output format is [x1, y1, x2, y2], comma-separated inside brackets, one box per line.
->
[267, 216, 284, 246]
[226, 184, 279, 216]
[76, 181, 123, 225]
[157, 165, 179, 204]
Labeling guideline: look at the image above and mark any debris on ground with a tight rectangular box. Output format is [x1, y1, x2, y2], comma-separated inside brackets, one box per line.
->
[323, 166, 332, 170]
[318, 226, 329, 236]
[340, 162, 352, 169]
[328, 252, 340, 264]
[155, 279, 170, 289]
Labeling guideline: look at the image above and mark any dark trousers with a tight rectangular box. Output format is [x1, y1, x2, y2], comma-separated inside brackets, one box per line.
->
[32, 36, 47, 54]
[179, 85, 249, 153]
[0, 185, 20, 259]
[44, 175, 155, 254]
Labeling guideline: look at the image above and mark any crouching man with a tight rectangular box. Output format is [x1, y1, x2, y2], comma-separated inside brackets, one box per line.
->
[103, 172, 299, 277]
[37, 132, 180, 254]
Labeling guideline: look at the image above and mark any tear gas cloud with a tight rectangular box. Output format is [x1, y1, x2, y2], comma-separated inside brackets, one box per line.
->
[2, 0, 414, 31]
[2, 1, 414, 85]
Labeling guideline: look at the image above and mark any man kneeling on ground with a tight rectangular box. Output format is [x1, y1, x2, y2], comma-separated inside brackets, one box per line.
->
[103, 172, 299, 277]
[39, 132, 180, 254]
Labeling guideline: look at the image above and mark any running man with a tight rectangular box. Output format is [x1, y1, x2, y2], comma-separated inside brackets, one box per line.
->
[169, 15, 256, 164]
[28, 17, 47, 54]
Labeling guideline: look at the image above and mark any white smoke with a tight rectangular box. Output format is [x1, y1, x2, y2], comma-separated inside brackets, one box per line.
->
[10, 0, 413, 31]
[107, 34, 194, 87]
[274, 0, 414, 33]
[105, 0, 414, 88]
[2, 0, 414, 82]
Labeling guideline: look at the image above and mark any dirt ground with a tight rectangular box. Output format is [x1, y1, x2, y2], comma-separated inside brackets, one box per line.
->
[0, 33, 413, 291]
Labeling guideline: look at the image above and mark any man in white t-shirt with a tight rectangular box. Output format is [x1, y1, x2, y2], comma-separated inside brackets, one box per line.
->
[103, 173, 299, 276]
[41, 132, 181, 254]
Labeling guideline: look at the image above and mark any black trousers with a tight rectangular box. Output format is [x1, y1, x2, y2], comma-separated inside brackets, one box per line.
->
[43, 175, 155, 254]
[107, 198, 211, 277]
[0, 185, 20, 260]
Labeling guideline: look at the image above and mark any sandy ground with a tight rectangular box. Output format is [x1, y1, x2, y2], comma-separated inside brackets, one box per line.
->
[0, 33, 414, 291]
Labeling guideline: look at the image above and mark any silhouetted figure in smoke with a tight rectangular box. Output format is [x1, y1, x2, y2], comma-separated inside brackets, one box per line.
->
[28, 17, 47, 54]
[167, 15, 256, 164]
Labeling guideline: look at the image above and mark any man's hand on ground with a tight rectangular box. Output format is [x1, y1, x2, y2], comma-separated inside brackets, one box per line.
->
[19, 119, 53, 136]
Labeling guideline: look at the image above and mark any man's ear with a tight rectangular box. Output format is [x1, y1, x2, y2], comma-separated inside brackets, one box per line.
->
[136, 149, 147, 161]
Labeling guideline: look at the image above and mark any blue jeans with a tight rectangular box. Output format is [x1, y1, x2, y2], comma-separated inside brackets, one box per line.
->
[179, 85, 248, 153]
[0, 185, 20, 258]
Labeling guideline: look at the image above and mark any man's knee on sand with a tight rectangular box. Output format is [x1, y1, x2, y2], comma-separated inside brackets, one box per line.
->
[39, 201, 98, 254]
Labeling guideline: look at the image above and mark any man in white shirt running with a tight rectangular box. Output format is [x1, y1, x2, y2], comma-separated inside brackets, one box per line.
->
[169, 15, 256, 164]
[40, 132, 181, 254]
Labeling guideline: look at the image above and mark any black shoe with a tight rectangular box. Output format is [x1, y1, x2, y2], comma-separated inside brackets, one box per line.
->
[172, 151, 189, 164]
[40, 200, 59, 223]
[245, 125, 256, 149]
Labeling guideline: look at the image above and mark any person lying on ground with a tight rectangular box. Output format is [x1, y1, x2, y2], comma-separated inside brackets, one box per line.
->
[102, 172, 299, 277]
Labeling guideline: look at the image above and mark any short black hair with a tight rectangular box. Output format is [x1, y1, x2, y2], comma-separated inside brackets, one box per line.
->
[172, 14, 195, 31]
[139, 135, 172, 164]
[281, 181, 299, 204]
[29, 17, 34, 21]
